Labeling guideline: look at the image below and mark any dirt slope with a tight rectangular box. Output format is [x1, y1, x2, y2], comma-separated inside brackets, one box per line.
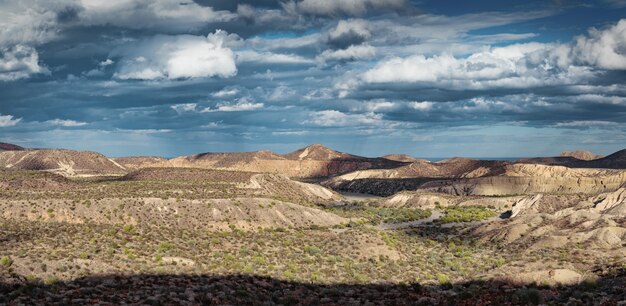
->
[475, 188, 626, 251]
[113, 156, 168, 170]
[0, 149, 126, 177]
[0, 197, 348, 230]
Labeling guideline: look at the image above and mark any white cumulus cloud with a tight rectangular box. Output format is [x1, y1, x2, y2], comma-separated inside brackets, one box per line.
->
[0, 114, 21, 127]
[78, 0, 235, 31]
[285, 0, 407, 16]
[572, 19, 626, 69]
[113, 30, 237, 80]
[409, 101, 434, 111]
[170, 103, 197, 113]
[236, 50, 314, 64]
[306, 110, 383, 127]
[362, 19, 626, 90]
[0, 45, 47, 81]
[201, 98, 264, 112]
[318, 44, 376, 62]
[47, 119, 88, 127]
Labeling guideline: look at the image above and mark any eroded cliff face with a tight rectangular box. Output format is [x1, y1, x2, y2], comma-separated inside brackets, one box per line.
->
[419, 164, 626, 196]
[475, 188, 626, 251]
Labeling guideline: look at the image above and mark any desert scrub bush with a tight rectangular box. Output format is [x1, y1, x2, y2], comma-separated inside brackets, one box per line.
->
[438, 206, 496, 223]
[43, 276, 60, 286]
[122, 224, 135, 234]
[158, 242, 175, 253]
[0, 256, 13, 267]
[328, 207, 431, 224]
[513, 288, 542, 305]
[304, 245, 321, 256]
[436, 273, 451, 286]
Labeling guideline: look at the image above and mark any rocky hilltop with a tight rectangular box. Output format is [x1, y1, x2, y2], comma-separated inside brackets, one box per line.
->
[166, 144, 407, 178]
[559, 150, 603, 160]
[0, 142, 24, 151]
[381, 154, 426, 163]
[519, 149, 625, 169]
[0, 149, 126, 177]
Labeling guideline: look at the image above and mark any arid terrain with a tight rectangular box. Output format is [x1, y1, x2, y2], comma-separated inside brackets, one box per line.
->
[1, 143, 625, 305]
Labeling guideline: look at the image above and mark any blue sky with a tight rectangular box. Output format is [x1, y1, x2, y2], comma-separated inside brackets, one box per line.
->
[1, 0, 625, 157]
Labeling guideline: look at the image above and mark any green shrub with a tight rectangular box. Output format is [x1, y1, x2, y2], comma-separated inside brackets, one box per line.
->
[0, 256, 13, 267]
[304, 245, 321, 255]
[122, 224, 135, 234]
[438, 206, 496, 224]
[436, 273, 450, 285]
[158, 242, 175, 253]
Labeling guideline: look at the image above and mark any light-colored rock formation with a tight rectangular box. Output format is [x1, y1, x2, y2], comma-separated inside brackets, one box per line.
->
[560, 150, 603, 160]
[421, 164, 626, 196]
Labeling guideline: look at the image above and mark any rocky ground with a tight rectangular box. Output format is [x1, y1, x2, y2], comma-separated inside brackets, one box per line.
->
[1, 145, 626, 304]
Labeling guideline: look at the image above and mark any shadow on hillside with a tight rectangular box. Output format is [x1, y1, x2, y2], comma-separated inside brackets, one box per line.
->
[327, 177, 448, 197]
[1, 269, 624, 305]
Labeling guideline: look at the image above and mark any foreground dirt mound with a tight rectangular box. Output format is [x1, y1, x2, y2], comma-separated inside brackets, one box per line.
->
[420, 164, 626, 196]
[122, 168, 341, 204]
[0, 149, 126, 177]
[249, 173, 342, 203]
[0, 170, 76, 191]
[122, 167, 254, 183]
[1, 271, 625, 305]
[167, 144, 406, 178]
[0, 197, 348, 230]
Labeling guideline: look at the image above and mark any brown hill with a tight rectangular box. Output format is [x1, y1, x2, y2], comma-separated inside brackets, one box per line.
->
[381, 154, 425, 163]
[0, 149, 126, 177]
[559, 150, 603, 160]
[583, 149, 626, 168]
[166, 144, 407, 178]
[518, 148, 626, 169]
[0, 142, 24, 151]
[322, 158, 508, 195]
[185, 150, 286, 167]
[283, 144, 355, 161]
[0, 169, 76, 191]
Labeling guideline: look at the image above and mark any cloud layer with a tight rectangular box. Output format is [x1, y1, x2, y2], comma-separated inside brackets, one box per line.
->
[0, 1, 625, 157]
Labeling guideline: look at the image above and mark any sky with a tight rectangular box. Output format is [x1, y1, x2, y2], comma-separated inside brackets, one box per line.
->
[1, 0, 626, 158]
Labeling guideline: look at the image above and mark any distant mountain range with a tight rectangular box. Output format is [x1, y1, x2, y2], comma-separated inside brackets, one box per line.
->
[1, 141, 624, 178]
